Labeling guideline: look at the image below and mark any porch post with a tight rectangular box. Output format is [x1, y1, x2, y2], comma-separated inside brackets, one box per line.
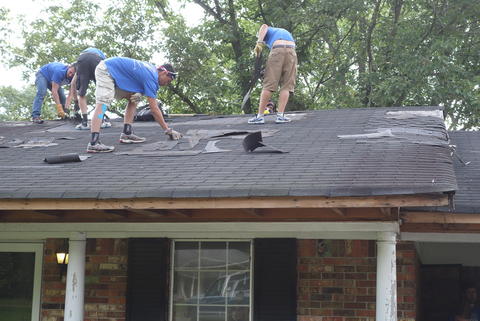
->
[376, 231, 397, 321]
[64, 232, 86, 321]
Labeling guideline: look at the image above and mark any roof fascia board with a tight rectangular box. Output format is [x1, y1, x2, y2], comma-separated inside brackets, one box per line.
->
[402, 211, 480, 224]
[0, 194, 449, 210]
[0, 222, 399, 240]
[401, 232, 480, 243]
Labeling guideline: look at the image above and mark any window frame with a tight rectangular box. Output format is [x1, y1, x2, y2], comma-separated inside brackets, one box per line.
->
[0, 242, 44, 321]
[169, 239, 253, 321]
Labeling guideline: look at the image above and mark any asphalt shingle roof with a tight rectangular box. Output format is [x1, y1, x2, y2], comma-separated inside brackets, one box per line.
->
[442, 131, 480, 214]
[0, 106, 457, 200]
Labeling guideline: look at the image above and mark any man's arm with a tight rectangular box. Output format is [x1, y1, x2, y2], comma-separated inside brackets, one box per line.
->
[147, 96, 182, 140]
[254, 24, 269, 56]
[64, 73, 78, 111]
[51, 82, 66, 118]
[51, 82, 62, 105]
[147, 96, 169, 130]
[257, 24, 269, 42]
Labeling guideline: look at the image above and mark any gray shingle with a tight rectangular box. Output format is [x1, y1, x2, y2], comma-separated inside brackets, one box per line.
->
[0, 107, 457, 200]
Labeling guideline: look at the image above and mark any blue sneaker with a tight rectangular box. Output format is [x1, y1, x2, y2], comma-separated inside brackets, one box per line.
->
[275, 114, 291, 123]
[248, 115, 265, 124]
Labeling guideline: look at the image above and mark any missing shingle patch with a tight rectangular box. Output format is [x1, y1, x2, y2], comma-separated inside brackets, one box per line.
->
[14, 137, 58, 148]
[385, 110, 443, 119]
[202, 140, 231, 153]
[338, 129, 393, 139]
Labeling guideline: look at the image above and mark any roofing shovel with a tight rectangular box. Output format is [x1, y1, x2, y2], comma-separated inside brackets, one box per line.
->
[241, 51, 264, 113]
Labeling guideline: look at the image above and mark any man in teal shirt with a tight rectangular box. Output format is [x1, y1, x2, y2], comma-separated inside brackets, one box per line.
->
[31, 62, 76, 123]
[248, 24, 297, 124]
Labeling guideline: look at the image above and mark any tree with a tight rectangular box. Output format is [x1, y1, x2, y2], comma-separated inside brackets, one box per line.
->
[1, 0, 479, 128]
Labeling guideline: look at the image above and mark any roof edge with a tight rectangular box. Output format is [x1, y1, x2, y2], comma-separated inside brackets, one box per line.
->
[0, 193, 449, 211]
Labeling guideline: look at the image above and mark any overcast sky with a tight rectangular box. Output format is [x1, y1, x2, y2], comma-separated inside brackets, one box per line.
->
[0, 0, 203, 89]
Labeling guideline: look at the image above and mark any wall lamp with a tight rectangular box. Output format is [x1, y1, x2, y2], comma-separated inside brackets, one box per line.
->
[56, 252, 69, 265]
[56, 239, 69, 279]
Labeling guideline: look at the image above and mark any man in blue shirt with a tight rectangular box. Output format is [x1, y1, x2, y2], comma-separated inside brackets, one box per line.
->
[248, 24, 297, 124]
[87, 57, 182, 153]
[31, 62, 77, 124]
[70, 47, 111, 130]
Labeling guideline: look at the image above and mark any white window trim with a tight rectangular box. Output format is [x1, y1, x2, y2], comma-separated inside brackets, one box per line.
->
[0, 242, 44, 321]
[169, 239, 253, 321]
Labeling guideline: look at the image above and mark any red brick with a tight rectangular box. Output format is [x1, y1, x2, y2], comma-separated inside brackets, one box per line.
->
[298, 240, 318, 257]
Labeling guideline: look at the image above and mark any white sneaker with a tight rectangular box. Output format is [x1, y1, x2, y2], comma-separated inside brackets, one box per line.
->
[75, 123, 90, 130]
[87, 142, 115, 153]
[101, 121, 112, 128]
[275, 114, 291, 123]
[119, 132, 146, 144]
[248, 115, 265, 124]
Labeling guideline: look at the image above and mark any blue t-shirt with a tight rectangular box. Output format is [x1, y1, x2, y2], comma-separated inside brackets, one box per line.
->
[104, 57, 159, 98]
[39, 62, 71, 85]
[264, 27, 295, 49]
[82, 47, 106, 60]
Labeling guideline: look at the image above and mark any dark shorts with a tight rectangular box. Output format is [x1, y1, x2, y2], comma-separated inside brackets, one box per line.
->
[76, 52, 103, 96]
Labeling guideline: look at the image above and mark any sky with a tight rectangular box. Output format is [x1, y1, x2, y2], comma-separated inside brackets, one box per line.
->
[0, 0, 203, 89]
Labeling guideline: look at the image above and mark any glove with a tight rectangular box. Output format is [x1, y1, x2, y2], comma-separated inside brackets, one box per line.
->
[56, 104, 66, 118]
[253, 42, 265, 56]
[129, 93, 143, 103]
[165, 128, 183, 140]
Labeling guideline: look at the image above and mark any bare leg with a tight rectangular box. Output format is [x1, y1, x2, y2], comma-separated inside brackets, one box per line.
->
[78, 95, 88, 114]
[277, 89, 290, 113]
[124, 100, 137, 124]
[91, 103, 104, 133]
[257, 89, 273, 115]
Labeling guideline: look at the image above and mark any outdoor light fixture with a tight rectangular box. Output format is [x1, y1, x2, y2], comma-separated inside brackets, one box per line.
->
[55, 239, 69, 280]
[56, 252, 69, 265]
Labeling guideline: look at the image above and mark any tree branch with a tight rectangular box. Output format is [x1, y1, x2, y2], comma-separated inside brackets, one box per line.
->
[169, 85, 201, 114]
[193, 0, 227, 24]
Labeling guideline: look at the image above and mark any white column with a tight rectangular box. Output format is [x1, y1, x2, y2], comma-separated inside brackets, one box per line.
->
[64, 232, 86, 321]
[376, 231, 397, 321]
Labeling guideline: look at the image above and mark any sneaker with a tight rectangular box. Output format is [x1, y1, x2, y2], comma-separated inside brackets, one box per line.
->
[75, 123, 90, 130]
[275, 114, 291, 123]
[101, 121, 112, 129]
[119, 132, 146, 144]
[32, 117, 44, 124]
[248, 115, 265, 124]
[87, 142, 115, 153]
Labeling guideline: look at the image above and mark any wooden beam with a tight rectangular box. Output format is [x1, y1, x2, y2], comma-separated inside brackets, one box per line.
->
[0, 193, 449, 211]
[401, 212, 480, 224]
[169, 209, 192, 217]
[331, 208, 346, 216]
[125, 209, 167, 218]
[242, 209, 263, 216]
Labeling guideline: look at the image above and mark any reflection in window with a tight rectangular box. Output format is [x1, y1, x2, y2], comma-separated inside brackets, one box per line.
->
[171, 241, 251, 321]
[0, 252, 35, 321]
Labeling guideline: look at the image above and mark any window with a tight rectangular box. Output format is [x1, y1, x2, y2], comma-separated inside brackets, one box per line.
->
[171, 241, 252, 321]
[0, 243, 43, 321]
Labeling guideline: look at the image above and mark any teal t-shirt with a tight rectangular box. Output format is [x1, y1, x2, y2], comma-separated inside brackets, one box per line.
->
[264, 27, 295, 48]
[104, 57, 159, 98]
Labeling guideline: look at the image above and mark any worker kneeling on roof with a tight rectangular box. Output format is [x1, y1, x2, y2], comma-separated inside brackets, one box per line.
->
[87, 57, 182, 153]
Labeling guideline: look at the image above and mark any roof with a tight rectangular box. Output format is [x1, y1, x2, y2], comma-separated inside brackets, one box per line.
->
[424, 131, 480, 214]
[0, 106, 457, 200]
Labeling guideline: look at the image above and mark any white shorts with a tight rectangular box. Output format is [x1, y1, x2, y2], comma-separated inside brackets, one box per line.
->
[94, 61, 115, 105]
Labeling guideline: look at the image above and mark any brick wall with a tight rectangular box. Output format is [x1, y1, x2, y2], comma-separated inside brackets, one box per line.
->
[42, 238, 128, 321]
[297, 239, 418, 321]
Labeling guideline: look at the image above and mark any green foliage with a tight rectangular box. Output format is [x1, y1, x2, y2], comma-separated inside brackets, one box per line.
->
[0, 86, 47, 121]
[0, 0, 479, 128]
